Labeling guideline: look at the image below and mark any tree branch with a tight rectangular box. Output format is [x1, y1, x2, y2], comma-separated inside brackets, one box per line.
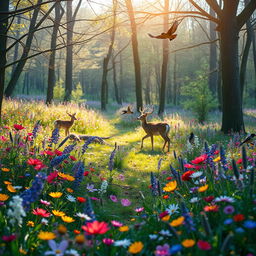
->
[205, 0, 222, 17]
[237, 0, 256, 30]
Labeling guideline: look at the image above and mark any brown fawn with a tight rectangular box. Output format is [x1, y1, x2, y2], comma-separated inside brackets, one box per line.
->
[54, 111, 77, 136]
[137, 107, 170, 152]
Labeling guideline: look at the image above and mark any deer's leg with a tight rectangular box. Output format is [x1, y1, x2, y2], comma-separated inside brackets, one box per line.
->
[166, 135, 171, 152]
[141, 134, 150, 149]
[151, 135, 154, 151]
[160, 134, 167, 151]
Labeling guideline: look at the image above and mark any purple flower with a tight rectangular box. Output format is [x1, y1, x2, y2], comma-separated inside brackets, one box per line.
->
[121, 199, 131, 207]
[223, 205, 235, 214]
[118, 174, 125, 181]
[110, 195, 118, 202]
[155, 244, 170, 256]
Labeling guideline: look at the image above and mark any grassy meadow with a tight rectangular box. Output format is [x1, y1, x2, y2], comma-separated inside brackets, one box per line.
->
[0, 99, 255, 255]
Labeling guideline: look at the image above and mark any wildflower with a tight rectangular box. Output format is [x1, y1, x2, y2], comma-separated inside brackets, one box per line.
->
[63, 144, 76, 154]
[77, 197, 86, 203]
[50, 154, 69, 168]
[69, 155, 77, 161]
[220, 146, 228, 171]
[82, 221, 109, 235]
[243, 220, 256, 229]
[7, 184, 17, 193]
[49, 192, 63, 198]
[58, 224, 67, 235]
[223, 205, 235, 214]
[154, 244, 170, 256]
[163, 195, 169, 199]
[75, 212, 91, 221]
[31, 120, 41, 139]
[181, 202, 195, 231]
[224, 218, 233, 225]
[233, 214, 245, 222]
[235, 227, 245, 233]
[27, 221, 34, 227]
[73, 230, 80, 234]
[66, 188, 74, 193]
[119, 226, 129, 232]
[190, 197, 200, 203]
[7, 196, 26, 226]
[215, 196, 235, 203]
[163, 180, 177, 192]
[203, 196, 214, 203]
[197, 240, 211, 250]
[66, 195, 76, 202]
[103, 238, 114, 245]
[86, 184, 98, 192]
[166, 204, 179, 215]
[0, 193, 9, 201]
[38, 231, 56, 240]
[41, 218, 49, 225]
[75, 234, 85, 244]
[98, 180, 108, 195]
[61, 216, 75, 223]
[14, 124, 25, 131]
[111, 220, 123, 227]
[150, 172, 159, 196]
[83, 197, 96, 222]
[52, 210, 65, 217]
[0, 135, 7, 142]
[58, 172, 75, 181]
[121, 199, 131, 206]
[49, 128, 60, 146]
[181, 171, 195, 181]
[1, 168, 10, 172]
[2, 234, 16, 242]
[110, 195, 118, 202]
[159, 229, 172, 236]
[47, 171, 58, 184]
[128, 241, 144, 254]
[170, 216, 184, 227]
[32, 208, 50, 217]
[204, 205, 219, 212]
[135, 207, 144, 213]
[190, 171, 203, 178]
[44, 240, 68, 255]
[65, 249, 79, 256]
[83, 171, 89, 176]
[169, 244, 182, 254]
[72, 161, 84, 189]
[198, 184, 208, 192]
[213, 156, 220, 162]
[114, 239, 131, 247]
[20, 172, 46, 211]
[149, 234, 158, 240]
[40, 199, 51, 206]
[182, 239, 195, 248]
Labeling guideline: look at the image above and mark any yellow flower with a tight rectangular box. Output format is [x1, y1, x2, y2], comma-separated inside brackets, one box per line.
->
[198, 184, 209, 192]
[182, 239, 195, 248]
[49, 192, 63, 198]
[61, 216, 75, 223]
[119, 226, 129, 232]
[170, 216, 184, 227]
[4, 181, 12, 185]
[52, 210, 65, 217]
[161, 215, 170, 222]
[128, 241, 144, 254]
[58, 172, 75, 181]
[27, 221, 35, 227]
[38, 231, 56, 240]
[0, 193, 9, 201]
[163, 180, 177, 192]
[19, 248, 27, 255]
[213, 156, 220, 162]
[130, 218, 135, 221]
[66, 188, 74, 193]
[57, 224, 67, 235]
[1, 168, 10, 172]
[7, 184, 16, 193]
[75, 234, 85, 244]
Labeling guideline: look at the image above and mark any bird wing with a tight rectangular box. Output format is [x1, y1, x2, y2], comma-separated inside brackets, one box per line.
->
[127, 106, 132, 112]
[167, 21, 179, 35]
[148, 33, 156, 38]
[169, 34, 177, 41]
[148, 33, 166, 39]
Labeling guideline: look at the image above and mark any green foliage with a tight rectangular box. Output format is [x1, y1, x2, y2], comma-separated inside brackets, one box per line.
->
[71, 82, 83, 101]
[53, 79, 65, 101]
[181, 72, 217, 123]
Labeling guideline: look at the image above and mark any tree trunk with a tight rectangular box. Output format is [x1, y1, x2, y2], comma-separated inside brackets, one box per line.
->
[173, 53, 177, 105]
[46, 1, 62, 105]
[4, 0, 42, 97]
[0, 0, 9, 122]
[125, 0, 143, 111]
[64, 0, 73, 102]
[112, 53, 121, 104]
[119, 51, 124, 104]
[209, 8, 218, 95]
[158, 0, 169, 116]
[220, 4, 245, 133]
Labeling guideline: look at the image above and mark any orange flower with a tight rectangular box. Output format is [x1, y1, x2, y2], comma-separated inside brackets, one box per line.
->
[58, 172, 75, 181]
[119, 226, 129, 232]
[1, 168, 10, 172]
[0, 194, 9, 201]
[7, 184, 17, 193]
[66, 188, 74, 193]
[163, 180, 177, 192]
[170, 216, 184, 227]
[74, 230, 81, 234]
[182, 239, 195, 248]
[198, 184, 208, 192]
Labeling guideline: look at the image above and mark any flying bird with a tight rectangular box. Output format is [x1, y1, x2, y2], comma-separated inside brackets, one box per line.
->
[188, 132, 195, 145]
[148, 20, 179, 41]
[121, 106, 134, 115]
[239, 133, 255, 147]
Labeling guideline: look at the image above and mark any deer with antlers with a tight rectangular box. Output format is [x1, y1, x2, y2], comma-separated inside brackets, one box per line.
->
[137, 107, 170, 152]
[54, 111, 77, 136]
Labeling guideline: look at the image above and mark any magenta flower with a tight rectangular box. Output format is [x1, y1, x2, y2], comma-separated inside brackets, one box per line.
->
[111, 220, 123, 227]
[103, 238, 114, 245]
[40, 199, 51, 206]
[121, 199, 131, 207]
[223, 205, 235, 214]
[155, 244, 170, 256]
[110, 195, 118, 203]
[135, 207, 144, 213]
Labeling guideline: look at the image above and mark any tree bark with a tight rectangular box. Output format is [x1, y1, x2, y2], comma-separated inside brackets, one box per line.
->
[173, 53, 177, 105]
[0, 0, 10, 122]
[158, 0, 169, 116]
[46, 1, 62, 105]
[112, 53, 121, 104]
[125, 0, 143, 111]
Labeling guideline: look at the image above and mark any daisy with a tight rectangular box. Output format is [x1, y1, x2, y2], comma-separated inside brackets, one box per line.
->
[214, 196, 235, 203]
[66, 195, 76, 202]
[190, 171, 203, 179]
[40, 199, 51, 206]
[190, 197, 200, 203]
[166, 204, 179, 215]
[65, 249, 80, 256]
[114, 239, 131, 248]
[75, 212, 92, 221]
[41, 218, 49, 225]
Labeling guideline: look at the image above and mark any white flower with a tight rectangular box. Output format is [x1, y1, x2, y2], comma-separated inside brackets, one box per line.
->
[7, 196, 26, 226]
[166, 204, 179, 215]
[214, 196, 235, 203]
[149, 234, 158, 240]
[65, 249, 80, 256]
[190, 197, 200, 203]
[114, 239, 131, 247]
[13, 186, 22, 190]
[190, 171, 203, 179]
[98, 180, 108, 194]
[41, 218, 48, 225]
[66, 195, 76, 202]
[194, 135, 200, 147]
[158, 237, 164, 241]
[44, 240, 68, 256]
[75, 212, 91, 221]
[159, 229, 172, 236]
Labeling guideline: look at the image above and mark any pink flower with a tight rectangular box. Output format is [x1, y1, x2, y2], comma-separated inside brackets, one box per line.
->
[13, 124, 25, 131]
[184, 164, 196, 169]
[90, 197, 100, 201]
[155, 244, 170, 256]
[32, 208, 50, 217]
[121, 199, 131, 207]
[135, 207, 144, 213]
[40, 199, 51, 206]
[2, 234, 16, 242]
[0, 136, 7, 142]
[111, 220, 123, 227]
[82, 221, 109, 235]
[103, 238, 114, 245]
[110, 195, 118, 202]
[191, 154, 207, 164]
[47, 171, 58, 183]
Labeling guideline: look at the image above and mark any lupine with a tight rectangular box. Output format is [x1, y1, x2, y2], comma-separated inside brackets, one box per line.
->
[32, 120, 41, 139]
[170, 165, 182, 186]
[220, 146, 228, 171]
[7, 196, 26, 226]
[63, 143, 76, 154]
[83, 197, 96, 223]
[72, 161, 84, 189]
[81, 136, 98, 154]
[49, 128, 60, 147]
[20, 172, 46, 211]
[49, 154, 69, 168]
[181, 202, 195, 231]
[206, 144, 217, 171]
[150, 172, 158, 196]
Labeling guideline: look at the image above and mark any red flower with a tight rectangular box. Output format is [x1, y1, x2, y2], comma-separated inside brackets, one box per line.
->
[34, 164, 46, 171]
[166, 177, 173, 181]
[236, 159, 242, 164]
[54, 150, 63, 156]
[163, 195, 169, 199]
[214, 150, 219, 155]
[2, 234, 16, 242]
[182, 170, 195, 181]
[197, 240, 211, 250]
[84, 171, 89, 176]
[27, 158, 43, 166]
[233, 214, 245, 222]
[82, 221, 109, 235]
[184, 164, 196, 169]
[32, 208, 50, 217]
[191, 154, 207, 164]
[0, 136, 7, 142]
[74, 230, 81, 234]
[159, 211, 169, 219]
[13, 124, 25, 131]
[70, 155, 77, 161]
[90, 168, 96, 172]
[44, 150, 55, 156]
[204, 205, 219, 212]
[77, 197, 86, 203]
[64, 160, 69, 164]
[47, 171, 58, 183]
[203, 196, 215, 203]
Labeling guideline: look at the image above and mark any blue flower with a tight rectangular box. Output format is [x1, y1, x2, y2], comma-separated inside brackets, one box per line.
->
[49, 154, 69, 167]
[235, 227, 245, 233]
[150, 172, 158, 196]
[169, 244, 182, 254]
[243, 220, 256, 229]
[49, 128, 60, 146]
[72, 161, 85, 189]
[224, 218, 233, 225]
[220, 146, 228, 171]
[63, 144, 76, 154]
[32, 120, 41, 139]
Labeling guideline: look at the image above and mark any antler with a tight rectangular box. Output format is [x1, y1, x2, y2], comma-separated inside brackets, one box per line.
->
[145, 106, 154, 115]
[139, 107, 144, 113]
